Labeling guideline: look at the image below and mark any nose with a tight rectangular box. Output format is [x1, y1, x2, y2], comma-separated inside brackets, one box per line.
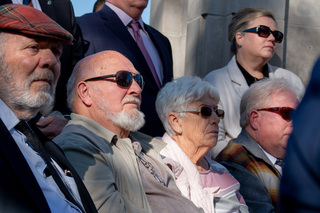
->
[210, 110, 220, 125]
[268, 32, 276, 43]
[39, 49, 60, 70]
[128, 78, 143, 95]
[39, 49, 60, 79]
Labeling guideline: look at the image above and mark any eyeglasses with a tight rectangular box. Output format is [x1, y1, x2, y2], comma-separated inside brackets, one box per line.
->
[257, 107, 294, 121]
[243, 25, 284, 43]
[84, 71, 145, 90]
[182, 106, 225, 119]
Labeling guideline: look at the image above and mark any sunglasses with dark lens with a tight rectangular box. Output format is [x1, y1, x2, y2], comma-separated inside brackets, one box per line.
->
[243, 25, 284, 43]
[84, 71, 145, 90]
[182, 106, 225, 119]
[257, 107, 294, 121]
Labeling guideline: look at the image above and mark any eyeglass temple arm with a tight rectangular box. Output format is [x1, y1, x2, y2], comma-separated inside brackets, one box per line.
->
[182, 109, 200, 113]
[243, 27, 259, 33]
[84, 74, 116, 82]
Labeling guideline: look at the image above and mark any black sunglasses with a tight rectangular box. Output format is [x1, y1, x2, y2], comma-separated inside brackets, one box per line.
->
[84, 71, 144, 90]
[257, 107, 294, 121]
[182, 106, 225, 119]
[243, 25, 283, 43]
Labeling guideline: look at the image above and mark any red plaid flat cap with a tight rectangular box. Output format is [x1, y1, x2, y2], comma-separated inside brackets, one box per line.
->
[0, 4, 73, 44]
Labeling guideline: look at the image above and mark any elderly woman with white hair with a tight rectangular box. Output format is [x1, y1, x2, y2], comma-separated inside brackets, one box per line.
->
[156, 76, 248, 213]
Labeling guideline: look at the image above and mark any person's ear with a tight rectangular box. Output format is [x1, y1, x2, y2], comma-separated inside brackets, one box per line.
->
[77, 82, 93, 107]
[235, 32, 244, 48]
[168, 112, 183, 134]
[249, 110, 260, 130]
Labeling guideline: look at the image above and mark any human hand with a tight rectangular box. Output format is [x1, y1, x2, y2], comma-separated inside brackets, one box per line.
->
[36, 111, 68, 139]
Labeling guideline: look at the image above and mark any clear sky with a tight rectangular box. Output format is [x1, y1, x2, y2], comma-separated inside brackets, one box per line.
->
[70, 0, 151, 24]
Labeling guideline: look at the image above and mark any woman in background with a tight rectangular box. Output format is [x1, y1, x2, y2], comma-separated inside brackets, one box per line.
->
[204, 8, 304, 158]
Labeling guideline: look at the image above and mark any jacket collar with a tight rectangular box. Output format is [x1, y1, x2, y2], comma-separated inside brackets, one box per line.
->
[235, 128, 274, 166]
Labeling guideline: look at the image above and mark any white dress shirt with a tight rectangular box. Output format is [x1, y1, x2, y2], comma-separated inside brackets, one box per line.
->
[0, 99, 82, 213]
[258, 144, 283, 175]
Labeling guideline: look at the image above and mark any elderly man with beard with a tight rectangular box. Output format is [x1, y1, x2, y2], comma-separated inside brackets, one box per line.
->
[0, 4, 97, 213]
[54, 50, 202, 213]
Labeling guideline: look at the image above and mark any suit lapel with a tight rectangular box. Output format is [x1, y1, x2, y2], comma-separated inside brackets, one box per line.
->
[236, 129, 274, 166]
[99, 6, 161, 91]
[0, 118, 50, 211]
[39, 0, 56, 20]
[145, 24, 173, 84]
[227, 56, 249, 98]
[28, 121, 97, 213]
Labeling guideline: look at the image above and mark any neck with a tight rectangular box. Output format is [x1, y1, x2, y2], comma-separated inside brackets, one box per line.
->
[10, 105, 38, 121]
[107, 0, 144, 20]
[172, 135, 210, 171]
[103, 122, 130, 138]
[236, 54, 268, 79]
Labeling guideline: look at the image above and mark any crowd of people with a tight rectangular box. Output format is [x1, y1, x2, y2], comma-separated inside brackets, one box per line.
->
[0, 1, 318, 213]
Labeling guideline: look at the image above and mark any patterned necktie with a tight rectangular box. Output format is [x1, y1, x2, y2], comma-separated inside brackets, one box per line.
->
[129, 21, 162, 89]
[275, 158, 284, 167]
[23, 0, 33, 7]
[15, 121, 41, 153]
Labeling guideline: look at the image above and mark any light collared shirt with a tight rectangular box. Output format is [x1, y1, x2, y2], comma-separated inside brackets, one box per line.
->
[258, 144, 283, 175]
[105, 1, 164, 83]
[11, 0, 42, 11]
[0, 99, 82, 213]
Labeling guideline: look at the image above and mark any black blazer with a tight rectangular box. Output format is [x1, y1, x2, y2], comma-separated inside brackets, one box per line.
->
[1, 0, 83, 114]
[0, 118, 97, 213]
[76, 5, 173, 136]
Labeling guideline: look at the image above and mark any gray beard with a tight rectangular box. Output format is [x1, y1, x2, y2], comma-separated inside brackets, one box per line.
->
[0, 60, 55, 120]
[109, 109, 145, 132]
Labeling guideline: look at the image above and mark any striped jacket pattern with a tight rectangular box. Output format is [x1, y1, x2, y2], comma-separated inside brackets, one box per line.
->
[216, 129, 281, 210]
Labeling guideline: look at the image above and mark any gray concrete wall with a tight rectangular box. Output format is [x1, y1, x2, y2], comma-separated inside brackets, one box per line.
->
[150, 0, 320, 86]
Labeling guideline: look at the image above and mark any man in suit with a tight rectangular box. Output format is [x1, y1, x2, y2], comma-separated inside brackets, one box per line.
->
[0, 4, 97, 212]
[216, 78, 300, 211]
[76, 0, 173, 137]
[279, 58, 320, 213]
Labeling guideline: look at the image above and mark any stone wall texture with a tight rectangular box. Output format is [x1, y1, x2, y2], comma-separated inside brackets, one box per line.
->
[150, 0, 320, 86]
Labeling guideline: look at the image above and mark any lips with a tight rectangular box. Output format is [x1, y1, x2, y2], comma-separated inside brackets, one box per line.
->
[265, 44, 275, 50]
[210, 129, 219, 134]
[34, 78, 52, 84]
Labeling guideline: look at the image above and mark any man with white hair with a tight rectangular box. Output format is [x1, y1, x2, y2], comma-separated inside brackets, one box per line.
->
[54, 50, 202, 212]
[216, 78, 300, 211]
[0, 4, 97, 212]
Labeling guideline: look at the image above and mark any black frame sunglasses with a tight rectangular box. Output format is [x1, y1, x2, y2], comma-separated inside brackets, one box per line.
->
[257, 107, 294, 121]
[243, 25, 284, 43]
[182, 106, 225, 119]
[84, 70, 145, 90]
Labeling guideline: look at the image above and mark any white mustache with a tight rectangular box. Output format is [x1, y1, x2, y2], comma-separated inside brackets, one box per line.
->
[124, 96, 141, 106]
[29, 70, 55, 85]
